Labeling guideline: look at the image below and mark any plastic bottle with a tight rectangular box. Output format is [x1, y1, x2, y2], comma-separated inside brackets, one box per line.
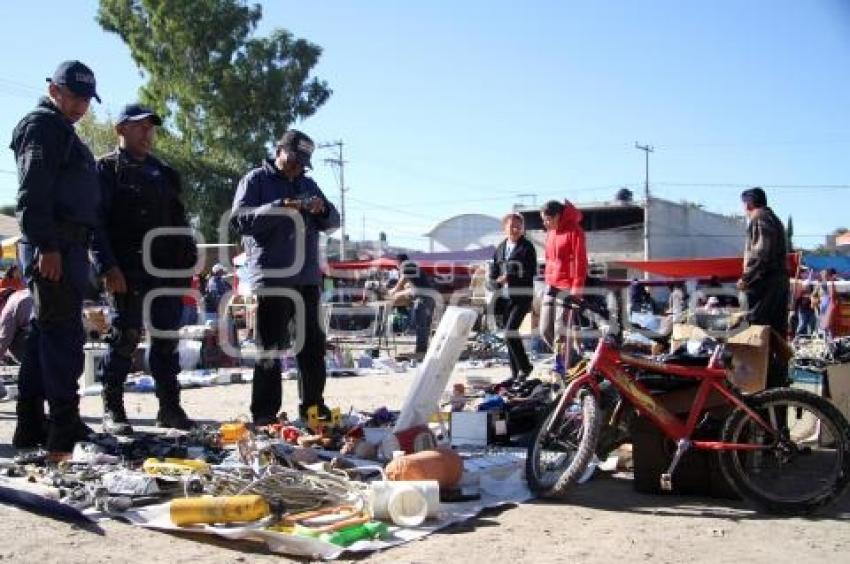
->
[170, 495, 270, 526]
[319, 521, 388, 546]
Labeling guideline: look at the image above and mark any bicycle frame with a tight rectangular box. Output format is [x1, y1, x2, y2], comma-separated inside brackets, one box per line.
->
[558, 336, 778, 452]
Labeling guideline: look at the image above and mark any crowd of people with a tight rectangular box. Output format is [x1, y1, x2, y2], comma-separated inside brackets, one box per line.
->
[4, 58, 801, 459]
[7, 60, 341, 456]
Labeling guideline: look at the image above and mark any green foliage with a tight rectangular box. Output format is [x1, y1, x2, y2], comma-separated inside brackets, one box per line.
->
[96, 0, 331, 240]
[76, 111, 117, 158]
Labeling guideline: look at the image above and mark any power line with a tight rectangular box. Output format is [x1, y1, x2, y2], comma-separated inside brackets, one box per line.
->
[655, 182, 850, 191]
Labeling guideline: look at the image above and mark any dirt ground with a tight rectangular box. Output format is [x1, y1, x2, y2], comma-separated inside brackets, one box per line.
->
[1, 364, 849, 563]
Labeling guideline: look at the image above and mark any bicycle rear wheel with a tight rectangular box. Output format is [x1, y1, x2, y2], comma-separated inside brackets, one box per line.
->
[718, 387, 850, 515]
[526, 388, 601, 497]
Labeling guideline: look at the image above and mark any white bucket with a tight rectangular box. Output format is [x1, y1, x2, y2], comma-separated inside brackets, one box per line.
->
[369, 480, 440, 525]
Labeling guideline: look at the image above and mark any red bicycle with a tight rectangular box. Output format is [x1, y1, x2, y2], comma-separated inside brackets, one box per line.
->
[526, 296, 850, 514]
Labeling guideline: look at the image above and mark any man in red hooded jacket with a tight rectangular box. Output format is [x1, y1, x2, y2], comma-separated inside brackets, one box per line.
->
[538, 200, 588, 352]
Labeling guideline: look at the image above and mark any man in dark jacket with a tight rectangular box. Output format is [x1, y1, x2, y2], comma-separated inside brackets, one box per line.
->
[10, 61, 101, 454]
[92, 104, 198, 434]
[737, 187, 790, 387]
[488, 213, 537, 380]
[231, 129, 340, 425]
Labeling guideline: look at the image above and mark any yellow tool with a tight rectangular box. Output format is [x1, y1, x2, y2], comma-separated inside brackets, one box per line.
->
[306, 405, 342, 430]
[170, 495, 270, 526]
[142, 457, 211, 476]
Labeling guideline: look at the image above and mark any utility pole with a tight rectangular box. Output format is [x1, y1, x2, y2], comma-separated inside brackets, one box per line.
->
[319, 140, 347, 260]
[635, 142, 654, 262]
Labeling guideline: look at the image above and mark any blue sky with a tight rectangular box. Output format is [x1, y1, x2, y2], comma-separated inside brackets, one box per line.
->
[2, 0, 849, 249]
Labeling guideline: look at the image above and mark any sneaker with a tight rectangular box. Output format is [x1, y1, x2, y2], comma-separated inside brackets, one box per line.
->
[102, 409, 134, 436]
[156, 405, 194, 430]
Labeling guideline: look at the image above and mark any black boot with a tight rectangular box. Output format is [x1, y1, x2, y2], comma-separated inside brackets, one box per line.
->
[102, 387, 133, 436]
[154, 376, 194, 430]
[156, 402, 194, 430]
[12, 398, 48, 449]
[46, 401, 94, 455]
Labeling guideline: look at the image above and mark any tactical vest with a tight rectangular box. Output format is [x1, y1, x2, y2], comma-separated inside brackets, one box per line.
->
[102, 152, 195, 276]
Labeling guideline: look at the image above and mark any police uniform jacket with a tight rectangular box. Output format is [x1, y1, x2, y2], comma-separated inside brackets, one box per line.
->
[10, 97, 100, 252]
[92, 148, 195, 283]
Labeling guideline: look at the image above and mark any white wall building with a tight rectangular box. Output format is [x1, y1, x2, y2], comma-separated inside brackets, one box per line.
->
[424, 198, 747, 278]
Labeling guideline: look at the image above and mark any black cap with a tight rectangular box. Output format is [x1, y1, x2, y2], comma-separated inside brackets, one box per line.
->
[116, 103, 162, 126]
[277, 129, 315, 169]
[46, 60, 100, 103]
[741, 187, 767, 208]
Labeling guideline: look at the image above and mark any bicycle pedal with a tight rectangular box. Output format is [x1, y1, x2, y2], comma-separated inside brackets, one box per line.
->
[660, 473, 673, 492]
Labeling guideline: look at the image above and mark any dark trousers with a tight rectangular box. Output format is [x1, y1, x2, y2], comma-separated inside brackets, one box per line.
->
[496, 296, 533, 377]
[412, 299, 434, 354]
[746, 275, 790, 388]
[101, 284, 183, 404]
[251, 285, 327, 422]
[16, 241, 88, 445]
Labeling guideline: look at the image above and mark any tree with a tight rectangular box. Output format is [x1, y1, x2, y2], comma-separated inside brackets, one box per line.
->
[96, 0, 331, 239]
[76, 111, 117, 158]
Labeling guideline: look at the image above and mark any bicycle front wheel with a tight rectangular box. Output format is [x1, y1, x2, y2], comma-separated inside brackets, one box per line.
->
[718, 387, 850, 515]
[526, 388, 601, 497]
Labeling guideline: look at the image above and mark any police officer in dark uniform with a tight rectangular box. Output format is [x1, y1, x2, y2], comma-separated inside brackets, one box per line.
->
[92, 104, 197, 433]
[9, 61, 101, 454]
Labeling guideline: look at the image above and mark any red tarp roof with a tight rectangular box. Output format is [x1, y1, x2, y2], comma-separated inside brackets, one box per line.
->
[326, 257, 474, 276]
[615, 253, 801, 279]
[328, 257, 399, 271]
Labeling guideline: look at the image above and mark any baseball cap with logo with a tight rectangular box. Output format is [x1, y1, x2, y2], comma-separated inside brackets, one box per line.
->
[277, 129, 315, 169]
[46, 60, 101, 103]
[116, 103, 163, 126]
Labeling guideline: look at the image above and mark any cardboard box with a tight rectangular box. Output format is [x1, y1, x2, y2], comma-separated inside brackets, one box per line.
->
[450, 411, 489, 447]
[671, 323, 792, 394]
[670, 323, 709, 352]
[827, 363, 850, 422]
[726, 325, 792, 394]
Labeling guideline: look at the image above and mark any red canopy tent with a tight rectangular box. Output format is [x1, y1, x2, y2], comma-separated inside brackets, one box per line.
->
[326, 257, 399, 271]
[614, 252, 801, 280]
[326, 257, 474, 276]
